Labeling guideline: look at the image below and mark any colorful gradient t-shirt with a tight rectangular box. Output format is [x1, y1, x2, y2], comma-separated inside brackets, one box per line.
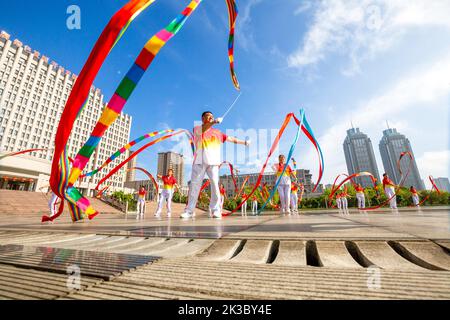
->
[193, 126, 227, 165]
[162, 176, 177, 190]
[272, 163, 293, 185]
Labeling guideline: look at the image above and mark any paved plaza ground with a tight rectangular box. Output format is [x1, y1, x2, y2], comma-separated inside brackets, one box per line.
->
[0, 206, 449, 300]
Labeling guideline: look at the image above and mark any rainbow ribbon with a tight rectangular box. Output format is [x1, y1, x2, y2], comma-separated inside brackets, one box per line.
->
[259, 109, 305, 213]
[226, 0, 240, 90]
[48, 0, 157, 223]
[222, 110, 324, 217]
[47, 0, 241, 223]
[81, 129, 175, 178]
[63, 0, 203, 221]
[127, 167, 159, 195]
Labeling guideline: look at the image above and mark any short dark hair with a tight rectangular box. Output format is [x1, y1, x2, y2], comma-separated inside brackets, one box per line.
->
[383, 173, 387, 176]
[202, 111, 213, 118]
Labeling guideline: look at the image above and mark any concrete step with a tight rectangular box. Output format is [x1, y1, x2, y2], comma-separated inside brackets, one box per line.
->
[316, 241, 363, 269]
[272, 240, 307, 266]
[355, 241, 426, 271]
[72, 258, 450, 300]
[398, 241, 450, 271]
[0, 263, 99, 300]
[230, 240, 273, 264]
[197, 239, 243, 261]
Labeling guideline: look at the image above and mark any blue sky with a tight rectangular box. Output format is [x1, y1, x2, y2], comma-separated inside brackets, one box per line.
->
[1, 0, 449, 187]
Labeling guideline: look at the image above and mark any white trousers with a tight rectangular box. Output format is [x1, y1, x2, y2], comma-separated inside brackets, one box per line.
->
[412, 194, 419, 206]
[137, 199, 146, 215]
[241, 200, 247, 216]
[341, 197, 348, 209]
[336, 198, 342, 209]
[156, 189, 173, 215]
[277, 184, 291, 212]
[385, 187, 397, 209]
[48, 193, 59, 217]
[252, 201, 258, 213]
[186, 164, 220, 215]
[356, 193, 365, 209]
[290, 192, 298, 211]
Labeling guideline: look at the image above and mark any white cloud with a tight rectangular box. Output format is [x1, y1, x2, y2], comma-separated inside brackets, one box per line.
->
[301, 51, 450, 184]
[294, 2, 312, 15]
[236, 0, 263, 53]
[417, 150, 450, 188]
[287, 0, 450, 74]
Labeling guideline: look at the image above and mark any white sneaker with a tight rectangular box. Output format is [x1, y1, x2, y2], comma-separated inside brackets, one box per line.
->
[212, 211, 222, 219]
[167, 213, 171, 218]
[180, 211, 193, 219]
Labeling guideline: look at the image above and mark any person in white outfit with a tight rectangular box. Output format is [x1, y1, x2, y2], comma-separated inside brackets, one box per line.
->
[136, 186, 147, 220]
[251, 196, 258, 215]
[272, 155, 296, 214]
[336, 193, 342, 210]
[341, 189, 349, 214]
[181, 111, 249, 219]
[241, 193, 248, 216]
[382, 173, 397, 209]
[155, 169, 179, 218]
[355, 184, 366, 209]
[410, 186, 420, 207]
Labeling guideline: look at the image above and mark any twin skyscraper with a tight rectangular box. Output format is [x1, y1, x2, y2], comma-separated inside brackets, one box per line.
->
[343, 127, 424, 190]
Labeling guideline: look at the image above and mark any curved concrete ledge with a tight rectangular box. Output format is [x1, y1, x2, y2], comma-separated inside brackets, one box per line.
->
[272, 240, 307, 266]
[398, 241, 450, 271]
[356, 241, 425, 271]
[316, 241, 362, 269]
[196, 240, 243, 261]
[230, 240, 273, 264]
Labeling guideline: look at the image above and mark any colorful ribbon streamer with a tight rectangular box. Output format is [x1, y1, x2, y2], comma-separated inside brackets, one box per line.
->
[94, 130, 194, 193]
[259, 109, 305, 213]
[81, 129, 177, 178]
[48, 0, 241, 222]
[219, 161, 238, 193]
[0, 148, 48, 160]
[235, 175, 249, 200]
[127, 167, 159, 195]
[222, 109, 324, 217]
[48, 0, 157, 222]
[225, 0, 240, 90]
[412, 176, 441, 207]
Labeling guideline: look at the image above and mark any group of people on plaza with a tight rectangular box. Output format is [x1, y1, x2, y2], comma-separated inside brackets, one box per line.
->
[333, 172, 422, 214]
[132, 110, 305, 220]
[46, 110, 424, 221]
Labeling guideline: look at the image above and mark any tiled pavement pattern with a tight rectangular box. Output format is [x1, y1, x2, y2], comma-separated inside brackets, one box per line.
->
[0, 205, 449, 300]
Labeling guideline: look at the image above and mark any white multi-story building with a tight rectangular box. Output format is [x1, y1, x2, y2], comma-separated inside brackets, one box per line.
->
[0, 31, 132, 196]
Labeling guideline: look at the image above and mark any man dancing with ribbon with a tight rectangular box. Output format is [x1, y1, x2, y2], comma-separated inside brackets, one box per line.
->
[382, 173, 398, 209]
[181, 111, 249, 219]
